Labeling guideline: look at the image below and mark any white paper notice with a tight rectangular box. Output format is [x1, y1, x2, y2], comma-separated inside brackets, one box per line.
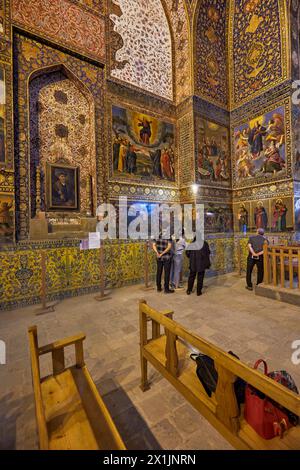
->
[88, 232, 101, 249]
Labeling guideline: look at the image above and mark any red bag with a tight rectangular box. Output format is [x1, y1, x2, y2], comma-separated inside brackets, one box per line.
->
[244, 359, 292, 439]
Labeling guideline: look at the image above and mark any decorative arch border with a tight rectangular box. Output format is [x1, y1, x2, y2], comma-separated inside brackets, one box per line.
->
[13, 32, 105, 240]
[28, 63, 97, 219]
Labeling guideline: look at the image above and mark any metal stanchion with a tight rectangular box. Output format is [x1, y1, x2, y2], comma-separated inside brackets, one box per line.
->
[141, 240, 154, 291]
[35, 251, 55, 314]
[94, 242, 111, 301]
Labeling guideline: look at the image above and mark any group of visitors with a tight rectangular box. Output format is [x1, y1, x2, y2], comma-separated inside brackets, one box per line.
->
[152, 227, 269, 295]
[152, 233, 211, 296]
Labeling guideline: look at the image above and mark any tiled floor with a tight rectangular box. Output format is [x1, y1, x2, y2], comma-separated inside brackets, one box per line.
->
[0, 273, 300, 450]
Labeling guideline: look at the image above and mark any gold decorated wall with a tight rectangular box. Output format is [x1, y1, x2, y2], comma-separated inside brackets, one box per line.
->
[0, 0, 299, 310]
[229, 0, 289, 110]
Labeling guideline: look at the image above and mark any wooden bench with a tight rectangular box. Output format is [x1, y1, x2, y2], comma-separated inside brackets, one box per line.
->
[139, 300, 300, 450]
[28, 326, 126, 450]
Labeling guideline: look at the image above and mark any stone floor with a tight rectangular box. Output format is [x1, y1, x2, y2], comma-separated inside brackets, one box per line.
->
[0, 273, 300, 450]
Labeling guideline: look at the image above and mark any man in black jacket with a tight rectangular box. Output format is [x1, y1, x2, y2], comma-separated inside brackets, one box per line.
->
[186, 239, 211, 296]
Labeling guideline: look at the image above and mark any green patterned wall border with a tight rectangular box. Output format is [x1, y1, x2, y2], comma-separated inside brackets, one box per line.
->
[0, 236, 236, 310]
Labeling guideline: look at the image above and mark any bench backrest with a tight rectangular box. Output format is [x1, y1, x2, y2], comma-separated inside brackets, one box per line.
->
[139, 300, 300, 434]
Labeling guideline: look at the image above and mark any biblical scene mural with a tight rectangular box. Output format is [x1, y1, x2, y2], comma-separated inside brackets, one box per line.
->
[0, 193, 13, 244]
[204, 204, 233, 233]
[231, 0, 288, 107]
[112, 105, 175, 183]
[234, 105, 286, 185]
[233, 202, 250, 233]
[196, 117, 230, 187]
[195, 0, 227, 107]
[0, 66, 5, 163]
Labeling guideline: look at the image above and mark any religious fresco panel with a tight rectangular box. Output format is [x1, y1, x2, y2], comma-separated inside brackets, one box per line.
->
[204, 203, 233, 234]
[111, 104, 176, 185]
[194, 0, 228, 108]
[0, 192, 14, 244]
[230, 0, 289, 108]
[232, 101, 291, 188]
[195, 116, 230, 187]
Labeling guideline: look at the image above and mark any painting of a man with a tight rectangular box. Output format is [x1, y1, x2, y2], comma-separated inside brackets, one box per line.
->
[48, 164, 78, 210]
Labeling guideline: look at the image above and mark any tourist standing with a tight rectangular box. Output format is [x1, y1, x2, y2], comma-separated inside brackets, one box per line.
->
[170, 233, 186, 289]
[186, 239, 211, 296]
[246, 228, 269, 291]
[153, 234, 174, 294]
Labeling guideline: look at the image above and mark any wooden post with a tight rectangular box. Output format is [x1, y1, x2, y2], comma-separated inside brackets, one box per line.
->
[289, 249, 294, 289]
[151, 309, 173, 340]
[141, 241, 154, 291]
[139, 299, 150, 391]
[52, 348, 65, 375]
[165, 329, 179, 377]
[75, 341, 85, 368]
[95, 242, 111, 301]
[272, 248, 277, 286]
[35, 251, 55, 315]
[280, 249, 285, 288]
[263, 241, 269, 284]
[237, 239, 242, 276]
[215, 363, 240, 433]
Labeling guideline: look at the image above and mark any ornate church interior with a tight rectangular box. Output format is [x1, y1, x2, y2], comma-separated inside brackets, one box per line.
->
[1, 0, 300, 453]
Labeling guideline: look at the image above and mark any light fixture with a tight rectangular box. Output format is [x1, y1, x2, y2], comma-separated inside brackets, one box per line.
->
[191, 183, 199, 195]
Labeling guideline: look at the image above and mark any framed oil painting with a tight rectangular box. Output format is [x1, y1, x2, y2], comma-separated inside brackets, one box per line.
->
[233, 104, 288, 186]
[47, 163, 79, 211]
[111, 105, 175, 184]
[195, 117, 230, 187]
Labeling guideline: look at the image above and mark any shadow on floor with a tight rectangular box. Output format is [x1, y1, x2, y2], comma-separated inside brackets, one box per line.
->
[95, 376, 162, 450]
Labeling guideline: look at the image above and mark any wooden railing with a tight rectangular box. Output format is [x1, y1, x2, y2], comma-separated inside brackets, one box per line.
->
[263, 243, 300, 289]
[139, 300, 300, 449]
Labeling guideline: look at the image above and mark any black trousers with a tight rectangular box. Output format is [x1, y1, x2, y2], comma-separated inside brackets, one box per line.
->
[156, 258, 171, 291]
[246, 255, 264, 288]
[188, 270, 205, 295]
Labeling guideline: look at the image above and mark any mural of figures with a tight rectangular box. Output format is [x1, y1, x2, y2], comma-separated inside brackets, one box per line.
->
[271, 198, 287, 232]
[204, 204, 233, 233]
[112, 105, 175, 183]
[234, 106, 286, 184]
[0, 194, 14, 244]
[0, 66, 5, 163]
[196, 118, 230, 187]
[254, 201, 268, 230]
[237, 203, 248, 233]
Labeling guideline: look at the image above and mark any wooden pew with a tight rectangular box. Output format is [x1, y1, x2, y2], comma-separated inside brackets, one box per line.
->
[28, 326, 126, 450]
[139, 300, 300, 450]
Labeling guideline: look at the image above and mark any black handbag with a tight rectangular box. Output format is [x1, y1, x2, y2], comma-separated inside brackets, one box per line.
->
[190, 351, 246, 406]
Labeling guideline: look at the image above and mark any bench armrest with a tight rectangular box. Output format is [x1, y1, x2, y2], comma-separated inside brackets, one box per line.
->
[38, 333, 86, 355]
